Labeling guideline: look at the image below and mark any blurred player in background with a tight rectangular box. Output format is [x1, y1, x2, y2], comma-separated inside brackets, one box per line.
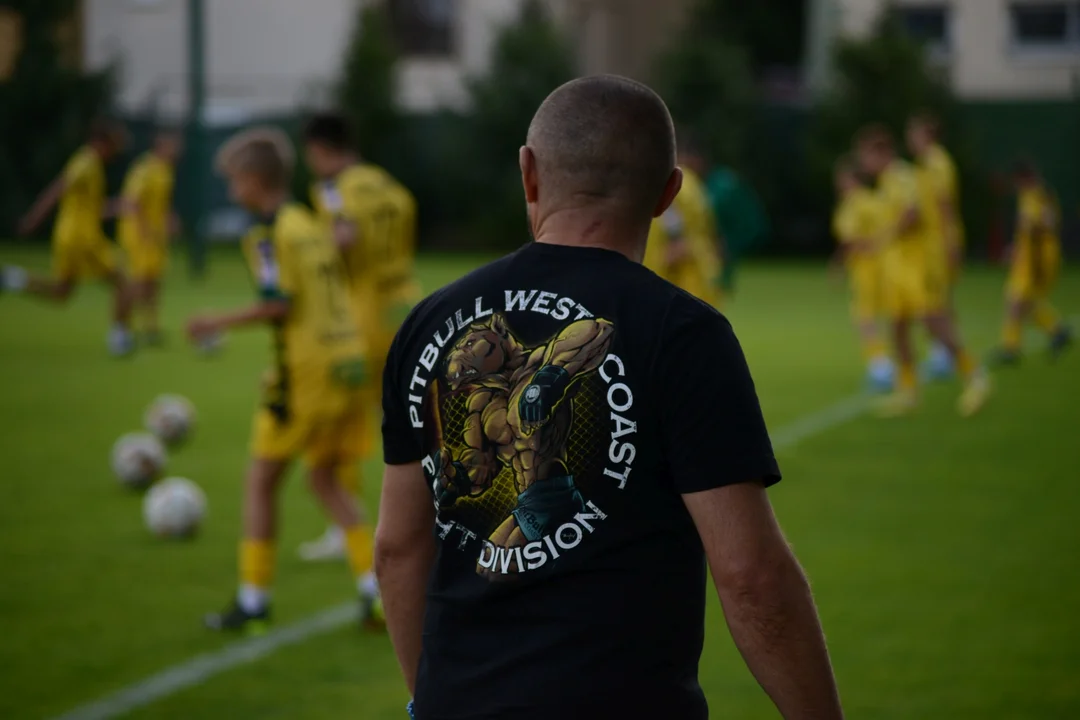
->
[187, 128, 380, 633]
[855, 126, 989, 417]
[991, 159, 1072, 364]
[298, 113, 419, 562]
[907, 114, 963, 379]
[5, 119, 135, 356]
[707, 164, 769, 296]
[119, 129, 182, 345]
[644, 130, 722, 306]
[831, 157, 894, 391]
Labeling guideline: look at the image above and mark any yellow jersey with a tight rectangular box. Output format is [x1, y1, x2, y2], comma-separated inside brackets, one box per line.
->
[833, 187, 885, 272]
[119, 153, 174, 248]
[876, 160, 928, 270]
[915, 144, 963, 263]
[643, 167, 721, 303]
[55, 146, 106, 243]
[242, 203, 366, 420]
[1014, 185, 1061, 276]
[312, 163, 418, 297]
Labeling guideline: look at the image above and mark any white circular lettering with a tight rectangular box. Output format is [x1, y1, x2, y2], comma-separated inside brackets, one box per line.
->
[555, 522, 583, 550]
[607, 383, 633, 412]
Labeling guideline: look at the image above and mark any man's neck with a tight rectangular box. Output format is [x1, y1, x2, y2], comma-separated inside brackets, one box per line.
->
[532, 205, 648, 262]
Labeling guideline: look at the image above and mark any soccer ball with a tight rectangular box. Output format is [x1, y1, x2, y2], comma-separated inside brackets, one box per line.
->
[111, 432, 167, 490]
[143, 477, 207, 538]
[145, 394, 196, 446]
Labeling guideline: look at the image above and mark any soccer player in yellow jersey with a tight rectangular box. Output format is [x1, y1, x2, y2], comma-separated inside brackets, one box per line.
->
[298, 113, 421, 562]
[907, 114, 964, 378]
[643, 135, 722, 306]
[992, 159, 1072, 364]
[855, 126, 989, 417]
[831, 157, 894, 391]
[119, 130, 181, 344]
[6, 119, 135, 355]
[185, 128, 380, 632]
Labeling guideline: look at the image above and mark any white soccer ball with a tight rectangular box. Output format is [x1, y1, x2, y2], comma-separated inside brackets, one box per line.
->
[143, 476, 207, 538]
[111, 432, 167, 490]
[145, 394, 196, 446]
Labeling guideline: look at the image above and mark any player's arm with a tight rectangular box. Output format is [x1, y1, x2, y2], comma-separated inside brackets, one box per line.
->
[660, 308, 841, 719]
[376, 461, 436, 697]
[684, 485, 842, 719]
[185, 299, 290, 342]
[17, 175, 67, 235]
[517, 319, 615, 433]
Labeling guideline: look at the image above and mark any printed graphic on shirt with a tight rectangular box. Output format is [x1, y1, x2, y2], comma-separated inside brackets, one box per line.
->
[406, 291, 639, 580]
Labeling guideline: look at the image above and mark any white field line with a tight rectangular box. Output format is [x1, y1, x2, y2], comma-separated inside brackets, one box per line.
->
[49, 314, 1078, 720]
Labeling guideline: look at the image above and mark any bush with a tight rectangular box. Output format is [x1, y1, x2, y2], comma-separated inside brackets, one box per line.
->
[0, 0, 113, 236]
[337, 3, 400, 166]
[805, 12, 986, 250]
[457, 0, 576, 249]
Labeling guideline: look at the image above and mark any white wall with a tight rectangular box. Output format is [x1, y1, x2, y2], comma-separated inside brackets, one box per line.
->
[84, 0, 547, 117]
[832, 0, 1080, 100]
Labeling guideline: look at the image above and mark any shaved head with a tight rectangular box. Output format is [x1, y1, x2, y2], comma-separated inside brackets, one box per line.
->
[525, 75, 677, 222]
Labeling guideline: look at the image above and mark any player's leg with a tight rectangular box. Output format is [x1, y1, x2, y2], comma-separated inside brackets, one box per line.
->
[922, 311, 989, 416]
[141, 276, 164, 344]
[102, 267, 136, 356]
[852, 273, 893, 392]
[1, 244, 78, 302]
[992, 267, 1032, 366]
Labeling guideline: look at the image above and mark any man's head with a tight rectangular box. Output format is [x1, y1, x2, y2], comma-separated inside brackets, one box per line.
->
[855, 124, 895, 178]
[834, 156, 862, 195]
[444, 314, 516, 391]
[1012, 156, 1040, 190]
[906, 113, 939, 156]
[88, 118, 128, 161]
[302, 113, 353, 179]
[154, 128, 183, 164]
[215, 127, 295, 211]
[520, 75, 682, 245]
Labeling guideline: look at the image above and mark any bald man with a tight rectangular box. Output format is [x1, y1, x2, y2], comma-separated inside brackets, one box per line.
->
[376, 76, 842, 720]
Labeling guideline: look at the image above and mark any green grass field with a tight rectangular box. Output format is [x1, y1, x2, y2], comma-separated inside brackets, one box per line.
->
[1, 245, 1078, 719]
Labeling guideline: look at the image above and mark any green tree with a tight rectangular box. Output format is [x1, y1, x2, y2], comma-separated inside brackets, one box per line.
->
[0, 0, 113, 236]
[458, 0, 575, 248]
[337, 3, 400, 165]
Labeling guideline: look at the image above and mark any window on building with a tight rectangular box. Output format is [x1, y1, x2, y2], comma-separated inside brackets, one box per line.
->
[895, 4, 951, 55]
[1010, 2, 1080, 50]
[389, 0, 455, 57]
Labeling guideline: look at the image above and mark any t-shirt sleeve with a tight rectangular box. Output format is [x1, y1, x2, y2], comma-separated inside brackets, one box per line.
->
[657, 304, 780, 494]
[382, 327, 424, 465]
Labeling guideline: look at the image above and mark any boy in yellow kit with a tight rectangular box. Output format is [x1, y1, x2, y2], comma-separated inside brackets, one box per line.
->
[855, 126, 989, 417]
[831, 158, 894, 391]
[907, 114, 964, 378]
[643, 135, 722, 307]
[992, 159, 1072, 364]
[6, 120, 135, 356]
[297, 113, 421, 561]
[186, 128, 380, 632]
[119, 130, 182, 343]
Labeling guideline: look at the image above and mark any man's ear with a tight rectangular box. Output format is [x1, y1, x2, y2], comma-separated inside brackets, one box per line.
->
[520, 146, 539, 204]
[653, 167, 683, 218]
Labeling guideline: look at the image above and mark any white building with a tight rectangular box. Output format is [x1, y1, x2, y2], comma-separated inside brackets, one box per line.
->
[81, 0, 691, 119]
[816, 0, 1080, 99]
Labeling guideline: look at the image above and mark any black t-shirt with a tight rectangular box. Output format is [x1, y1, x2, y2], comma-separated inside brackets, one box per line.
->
[383, 242, 780, 720]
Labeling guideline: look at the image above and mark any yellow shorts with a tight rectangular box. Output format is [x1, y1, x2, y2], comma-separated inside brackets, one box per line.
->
[848, 263, 883, 322]
[250, 401, 366, 467]
[884, 265, 939, 319]
[53, 237, 116, 281]
[123, 244, 167, 281]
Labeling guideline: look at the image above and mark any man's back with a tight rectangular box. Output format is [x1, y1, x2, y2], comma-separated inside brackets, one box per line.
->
[382, 241, 779, 719]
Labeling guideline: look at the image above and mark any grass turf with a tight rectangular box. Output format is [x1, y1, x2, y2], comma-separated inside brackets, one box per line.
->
[1, 245, 1078, 719]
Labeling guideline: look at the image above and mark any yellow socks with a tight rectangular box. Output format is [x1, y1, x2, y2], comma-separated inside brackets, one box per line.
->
[1001, 317, 1023, 351]
[1033, 302, 1061, 335]
[343, 524, 375, 579]
[239, 538, 275, 612]
[898, 362, 917, 393]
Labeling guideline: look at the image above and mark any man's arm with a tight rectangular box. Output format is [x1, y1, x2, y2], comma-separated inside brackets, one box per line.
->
[375, 462, 436, 696]
[684, 483, 843, 719]
[185, 300, 290, 342]
[18, 176, 66, 235]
